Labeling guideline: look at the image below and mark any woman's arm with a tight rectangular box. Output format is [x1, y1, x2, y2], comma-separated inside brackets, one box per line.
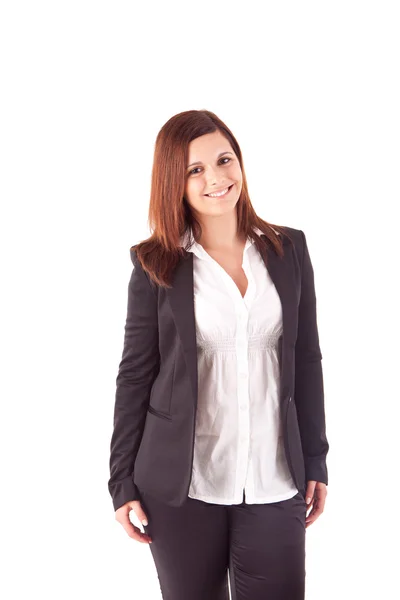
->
[294, 230, 329, 484]
[108, 250, 160, 511]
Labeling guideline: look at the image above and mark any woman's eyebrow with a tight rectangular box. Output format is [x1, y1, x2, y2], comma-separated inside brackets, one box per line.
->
[187, 151, 234, 168]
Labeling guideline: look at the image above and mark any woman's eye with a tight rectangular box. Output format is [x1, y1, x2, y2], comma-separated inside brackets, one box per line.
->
[188, 157, 231, 176]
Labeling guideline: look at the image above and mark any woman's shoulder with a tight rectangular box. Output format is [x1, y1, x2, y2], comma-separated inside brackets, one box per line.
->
[268, 224, 304, 249]
[279, 224, 304, 238]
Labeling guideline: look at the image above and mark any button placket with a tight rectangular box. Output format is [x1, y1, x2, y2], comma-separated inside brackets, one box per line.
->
[235, 293, 250, 498]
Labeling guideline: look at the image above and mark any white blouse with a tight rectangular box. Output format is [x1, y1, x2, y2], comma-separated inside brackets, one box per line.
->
[180, 226, 299, 505]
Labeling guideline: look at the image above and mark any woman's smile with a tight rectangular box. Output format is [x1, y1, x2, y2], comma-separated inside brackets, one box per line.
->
[205, 184, 234, 198]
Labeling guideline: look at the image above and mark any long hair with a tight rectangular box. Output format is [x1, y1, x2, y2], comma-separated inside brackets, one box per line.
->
[131, 109, 292, 288]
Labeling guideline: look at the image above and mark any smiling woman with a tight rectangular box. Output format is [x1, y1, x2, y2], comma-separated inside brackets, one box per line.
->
[108, 109, 328, 600]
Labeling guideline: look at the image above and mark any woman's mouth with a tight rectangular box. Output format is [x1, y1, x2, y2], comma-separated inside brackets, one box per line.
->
[205, 184, 234, 199]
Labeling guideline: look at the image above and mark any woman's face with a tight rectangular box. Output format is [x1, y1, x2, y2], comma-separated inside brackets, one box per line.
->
[184, 130, 243, 218]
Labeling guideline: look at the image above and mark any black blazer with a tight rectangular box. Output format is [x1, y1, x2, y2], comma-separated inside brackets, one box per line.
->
[108, 226, 329, 511]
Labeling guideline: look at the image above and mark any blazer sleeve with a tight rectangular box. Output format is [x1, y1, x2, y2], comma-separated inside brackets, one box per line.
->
[294, 230, 329, 485]
[108, 250, 160, 511]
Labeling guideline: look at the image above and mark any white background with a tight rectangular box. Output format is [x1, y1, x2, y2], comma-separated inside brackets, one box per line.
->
[1, 1, 399, 598]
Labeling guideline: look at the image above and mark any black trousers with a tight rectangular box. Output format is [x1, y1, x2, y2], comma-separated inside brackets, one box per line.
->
[139, 486, 307, 600]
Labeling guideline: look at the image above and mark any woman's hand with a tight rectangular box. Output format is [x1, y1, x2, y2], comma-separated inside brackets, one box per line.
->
[304, 481, 327, 529]
[115, 500, 153, 544]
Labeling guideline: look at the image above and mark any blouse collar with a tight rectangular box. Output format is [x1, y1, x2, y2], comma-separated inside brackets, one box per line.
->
[180, 226, 280, 260]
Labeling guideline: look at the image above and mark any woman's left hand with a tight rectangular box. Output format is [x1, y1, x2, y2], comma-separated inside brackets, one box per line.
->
[304, 481, 327, 529]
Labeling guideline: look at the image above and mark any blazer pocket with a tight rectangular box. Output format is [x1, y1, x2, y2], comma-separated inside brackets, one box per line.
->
[147, 404, 172, 421]
[147, 356, 176, 416]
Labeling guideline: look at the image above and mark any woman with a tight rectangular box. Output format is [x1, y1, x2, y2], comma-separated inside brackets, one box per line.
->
[108, 109, 329, 600]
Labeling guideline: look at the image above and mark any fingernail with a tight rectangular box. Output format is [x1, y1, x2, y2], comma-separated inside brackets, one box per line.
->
[306, 497, 311, 504]
[142, 519, 148, 526]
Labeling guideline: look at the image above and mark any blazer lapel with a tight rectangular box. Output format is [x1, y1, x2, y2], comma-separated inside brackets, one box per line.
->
[258, 234, 298, 401]
[166, 253, 199, 404]
[166, 232, 296, 409]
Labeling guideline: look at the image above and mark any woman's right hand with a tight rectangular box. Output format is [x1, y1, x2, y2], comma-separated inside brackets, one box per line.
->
[115, 500, 153, 544]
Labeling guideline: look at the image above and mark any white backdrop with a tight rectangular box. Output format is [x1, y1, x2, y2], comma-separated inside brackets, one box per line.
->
[1, 1, 399, 598]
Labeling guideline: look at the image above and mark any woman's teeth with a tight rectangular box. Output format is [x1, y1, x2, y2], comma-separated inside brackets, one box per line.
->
[206, 185, 232, 198]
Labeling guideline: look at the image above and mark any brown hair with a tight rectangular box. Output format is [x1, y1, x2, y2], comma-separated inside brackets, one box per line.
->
[131, 109, 293, 288]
